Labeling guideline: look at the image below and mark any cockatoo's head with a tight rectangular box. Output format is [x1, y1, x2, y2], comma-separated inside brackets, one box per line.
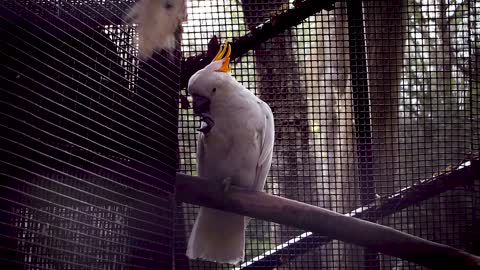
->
[188, 40, 233, 134]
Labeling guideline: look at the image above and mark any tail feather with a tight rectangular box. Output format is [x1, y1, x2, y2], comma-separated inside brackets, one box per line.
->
[187, 207, 247, 265]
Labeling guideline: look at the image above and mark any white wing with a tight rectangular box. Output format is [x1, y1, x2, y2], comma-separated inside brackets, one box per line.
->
[252, 101, 275, 191]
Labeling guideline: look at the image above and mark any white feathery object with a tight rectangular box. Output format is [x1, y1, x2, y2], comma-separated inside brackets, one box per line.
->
[126, 0, 187, 58]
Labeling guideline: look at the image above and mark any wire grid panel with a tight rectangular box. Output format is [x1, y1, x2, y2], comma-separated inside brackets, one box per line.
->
[177, 0, 479, 269]
[0, 0, 179, 269]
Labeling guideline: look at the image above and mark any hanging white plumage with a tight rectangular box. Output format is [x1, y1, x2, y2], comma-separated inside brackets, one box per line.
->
[126, 0, 187, 58]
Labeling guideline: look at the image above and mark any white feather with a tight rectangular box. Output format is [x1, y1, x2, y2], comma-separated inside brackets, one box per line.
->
[126, 0, 186, 58]
[187, 207, 247, 264]
[186, 62, 275, 264]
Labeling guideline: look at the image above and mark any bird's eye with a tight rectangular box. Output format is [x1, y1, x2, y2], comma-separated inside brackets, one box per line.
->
[212, 88, 217, 93]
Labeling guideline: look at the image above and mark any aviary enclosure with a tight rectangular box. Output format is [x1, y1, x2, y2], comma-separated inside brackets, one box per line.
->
[0, 0, 479, 269]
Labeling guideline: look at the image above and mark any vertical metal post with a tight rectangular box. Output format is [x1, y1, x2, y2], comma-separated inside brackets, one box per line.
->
[346, 0, 379, 269]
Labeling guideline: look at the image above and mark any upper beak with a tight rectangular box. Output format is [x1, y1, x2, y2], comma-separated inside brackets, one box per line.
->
[192, 95, 214, 134]
[192, 95, 211, 115]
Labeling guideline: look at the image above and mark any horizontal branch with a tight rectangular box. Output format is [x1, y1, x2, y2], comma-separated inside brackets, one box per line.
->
[239, 159, 479, 269]
[175, 160, 480, 270]
[180, 0, 335, 89]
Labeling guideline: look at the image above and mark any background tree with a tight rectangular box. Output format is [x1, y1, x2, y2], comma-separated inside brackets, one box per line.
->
[239, 0, 337, 268]
[241, 0, 322, 245]
[387, 0, 478, 268]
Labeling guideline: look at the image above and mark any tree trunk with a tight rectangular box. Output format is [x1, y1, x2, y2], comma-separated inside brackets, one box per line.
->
[308, 3, 362, 268]
[363, 1, 406, 268]
[364, 0, 405, 197]
[241, 0, 324, 267]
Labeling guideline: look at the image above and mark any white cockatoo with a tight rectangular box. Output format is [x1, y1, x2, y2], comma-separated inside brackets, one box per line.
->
[126, 0, 187, 58]
[186, 41, 275, 264]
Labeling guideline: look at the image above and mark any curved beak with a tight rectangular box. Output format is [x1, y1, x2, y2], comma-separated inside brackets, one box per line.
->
[192, 95, 214, 134]
[192, 95, 211, 115]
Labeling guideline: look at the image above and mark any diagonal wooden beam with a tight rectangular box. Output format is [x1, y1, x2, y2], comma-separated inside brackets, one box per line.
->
[180, 0, 336, 89]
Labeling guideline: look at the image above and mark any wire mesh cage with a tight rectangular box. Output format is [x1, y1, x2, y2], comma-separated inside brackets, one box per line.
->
[177, 0, 479, 269]
[1, 0, 479, 270]
[0, 0, 179, 269]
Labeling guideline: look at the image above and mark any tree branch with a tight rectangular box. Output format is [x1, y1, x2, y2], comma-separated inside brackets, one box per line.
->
[240, 158, 479, 269]
[180, 0, 335, 89]
[176, 159, 480, 269]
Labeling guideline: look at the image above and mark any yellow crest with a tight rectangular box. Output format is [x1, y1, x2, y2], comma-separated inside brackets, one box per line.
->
[212, 39, 231, 73]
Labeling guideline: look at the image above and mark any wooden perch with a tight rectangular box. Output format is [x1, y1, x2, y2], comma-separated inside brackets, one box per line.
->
[237, 159, 479, 269]
[176, 172, 480, 270]
[180, 0, 335, 89]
